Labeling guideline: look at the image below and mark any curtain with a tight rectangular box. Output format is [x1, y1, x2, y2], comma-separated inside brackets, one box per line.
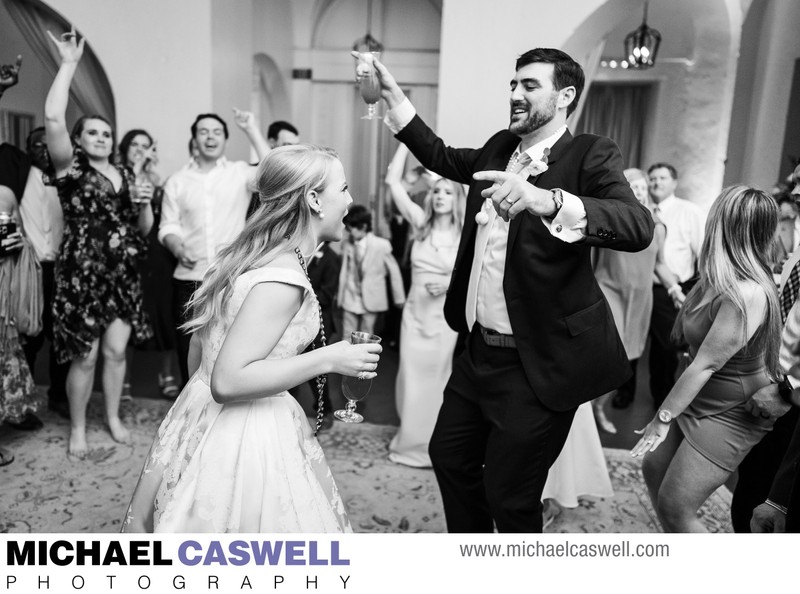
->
[3, 0, 116, 126]
[574, 82, 652, 169]
[567, 39, 605, 130]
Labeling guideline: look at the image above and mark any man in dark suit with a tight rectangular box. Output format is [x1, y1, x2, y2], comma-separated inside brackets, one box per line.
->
[364, 47, 654, 532]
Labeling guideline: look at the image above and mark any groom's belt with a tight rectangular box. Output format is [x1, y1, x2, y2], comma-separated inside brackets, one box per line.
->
[477, 324, 516, 348]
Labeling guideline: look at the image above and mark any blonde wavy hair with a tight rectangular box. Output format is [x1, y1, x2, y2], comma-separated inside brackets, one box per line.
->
[673, 185, 781, 379]
[413, 178, 466, 242]
[182, 144, 340, 340]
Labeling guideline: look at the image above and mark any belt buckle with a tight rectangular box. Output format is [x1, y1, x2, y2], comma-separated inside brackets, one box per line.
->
[480, 325, 514, 348]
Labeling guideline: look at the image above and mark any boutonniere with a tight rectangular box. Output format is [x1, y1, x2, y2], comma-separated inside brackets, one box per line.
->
[474, 147, 551, 226]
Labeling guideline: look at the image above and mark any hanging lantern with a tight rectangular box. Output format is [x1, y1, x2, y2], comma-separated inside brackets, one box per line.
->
[624, 1, 661, 69]
[352, 0, 384, 53]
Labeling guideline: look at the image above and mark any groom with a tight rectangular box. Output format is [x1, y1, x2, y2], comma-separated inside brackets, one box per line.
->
[368, 48, 654, 532]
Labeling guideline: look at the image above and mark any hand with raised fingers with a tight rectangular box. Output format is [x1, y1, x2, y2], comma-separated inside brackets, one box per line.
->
[472, 170, 554, 222]
[46, 26, 85, 64]
[0, 55, 22, 92]
[232, 108, 256, 131]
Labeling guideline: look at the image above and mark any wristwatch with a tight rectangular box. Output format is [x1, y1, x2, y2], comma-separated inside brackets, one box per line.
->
[657, 409, 673, 424]
[550, 188, 563, 215]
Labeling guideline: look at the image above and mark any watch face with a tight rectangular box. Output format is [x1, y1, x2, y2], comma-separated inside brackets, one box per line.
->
[658, 410, 672, 423]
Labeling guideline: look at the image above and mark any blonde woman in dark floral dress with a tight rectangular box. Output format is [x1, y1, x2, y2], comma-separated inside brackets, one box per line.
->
[44, 28, 152, 458]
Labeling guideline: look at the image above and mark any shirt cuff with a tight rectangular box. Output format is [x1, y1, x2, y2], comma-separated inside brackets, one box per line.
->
[384, 98, 416, 134]
[157, 224, 183, 246]
[540, 189, 586, 243]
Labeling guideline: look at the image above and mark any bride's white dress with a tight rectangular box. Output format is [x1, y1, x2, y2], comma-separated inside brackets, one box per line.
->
[542, 402, 614, 508]
[121, 266, 351, 533]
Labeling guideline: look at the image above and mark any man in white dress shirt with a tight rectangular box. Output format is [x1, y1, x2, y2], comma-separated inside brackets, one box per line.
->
[646, 162, 705, 407]
[159, 112, 269, 386]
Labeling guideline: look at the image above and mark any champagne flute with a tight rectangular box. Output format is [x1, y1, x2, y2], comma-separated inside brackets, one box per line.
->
[355, 51, 382, 120]
[334, 331, 382, 423]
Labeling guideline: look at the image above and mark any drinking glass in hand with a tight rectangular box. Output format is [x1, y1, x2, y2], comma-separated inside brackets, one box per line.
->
[334, 331, 382, 423]
[355, 51, 381, 120]
[131, 180, 153, 205]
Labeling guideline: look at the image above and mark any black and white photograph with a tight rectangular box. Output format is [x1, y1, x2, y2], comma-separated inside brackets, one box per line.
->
[1, 0, 800, 562]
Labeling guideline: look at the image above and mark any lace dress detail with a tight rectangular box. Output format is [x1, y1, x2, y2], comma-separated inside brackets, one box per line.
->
[121, 266, 351, 533]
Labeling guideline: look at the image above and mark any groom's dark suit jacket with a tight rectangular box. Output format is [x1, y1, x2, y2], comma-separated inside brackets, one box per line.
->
[396, 115, 655, 412]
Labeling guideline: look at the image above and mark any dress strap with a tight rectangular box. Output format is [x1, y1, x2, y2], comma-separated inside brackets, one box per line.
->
[238, 266, 312, 294]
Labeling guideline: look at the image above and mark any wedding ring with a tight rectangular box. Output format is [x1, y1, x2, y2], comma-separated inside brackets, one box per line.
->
[357, 372, 368, 381]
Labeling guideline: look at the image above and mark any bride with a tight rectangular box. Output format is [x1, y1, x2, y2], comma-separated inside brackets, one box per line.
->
[122, 144, 381, 532]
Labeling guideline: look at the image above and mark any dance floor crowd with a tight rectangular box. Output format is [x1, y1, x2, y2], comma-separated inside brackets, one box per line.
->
[2, 32, 800, 535]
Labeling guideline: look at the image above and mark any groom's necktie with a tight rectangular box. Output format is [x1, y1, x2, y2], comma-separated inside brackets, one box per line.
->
[465, 151, 533, 331]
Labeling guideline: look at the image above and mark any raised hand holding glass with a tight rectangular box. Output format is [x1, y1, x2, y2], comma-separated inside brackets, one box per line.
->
[355, 51, 381, 120]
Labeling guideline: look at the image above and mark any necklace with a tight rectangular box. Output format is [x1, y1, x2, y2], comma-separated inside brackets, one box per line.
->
[295, 246, 327, 436]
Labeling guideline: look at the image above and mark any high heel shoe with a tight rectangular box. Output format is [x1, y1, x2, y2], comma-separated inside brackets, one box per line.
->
[158, 374, 179, 399]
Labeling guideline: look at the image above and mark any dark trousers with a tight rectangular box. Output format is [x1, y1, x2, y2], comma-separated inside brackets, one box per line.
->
[21, 262, 69, 404]
[731, 407, 800, 532]
[173, 278, 201, 387]
[619, 359, 638, 398]
[648, 280, 694, 406]
[429, 326, 576, 533]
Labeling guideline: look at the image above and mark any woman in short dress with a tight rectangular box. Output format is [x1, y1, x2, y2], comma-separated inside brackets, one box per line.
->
[632, 185, 781, 532]
[44, 28, 152, 458]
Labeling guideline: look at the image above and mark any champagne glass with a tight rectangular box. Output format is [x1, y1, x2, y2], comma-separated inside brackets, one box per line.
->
[334, 331, 382, 423]
[355, 51, 382, 120]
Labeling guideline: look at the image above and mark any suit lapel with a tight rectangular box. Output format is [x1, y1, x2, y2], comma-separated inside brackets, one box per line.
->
[506, 130, 573, 254]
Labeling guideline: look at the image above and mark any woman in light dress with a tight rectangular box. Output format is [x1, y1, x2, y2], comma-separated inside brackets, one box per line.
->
[591, 168, 676, 432]
[122, 145, 382, 532]
[385, 144, 465, 467]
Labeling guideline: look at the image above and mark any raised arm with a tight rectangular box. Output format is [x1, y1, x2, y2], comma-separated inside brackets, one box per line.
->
[363, 54, 481, 185]
[44, 28, 84, 176]
[233, 108, 270, 162]
[385, 144, 425, 228]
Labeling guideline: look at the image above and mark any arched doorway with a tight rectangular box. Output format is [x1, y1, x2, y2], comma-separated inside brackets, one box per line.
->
[0, 0, 115, 146]
[563, 0, 742, 207]
[252, 52, 291, 143]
